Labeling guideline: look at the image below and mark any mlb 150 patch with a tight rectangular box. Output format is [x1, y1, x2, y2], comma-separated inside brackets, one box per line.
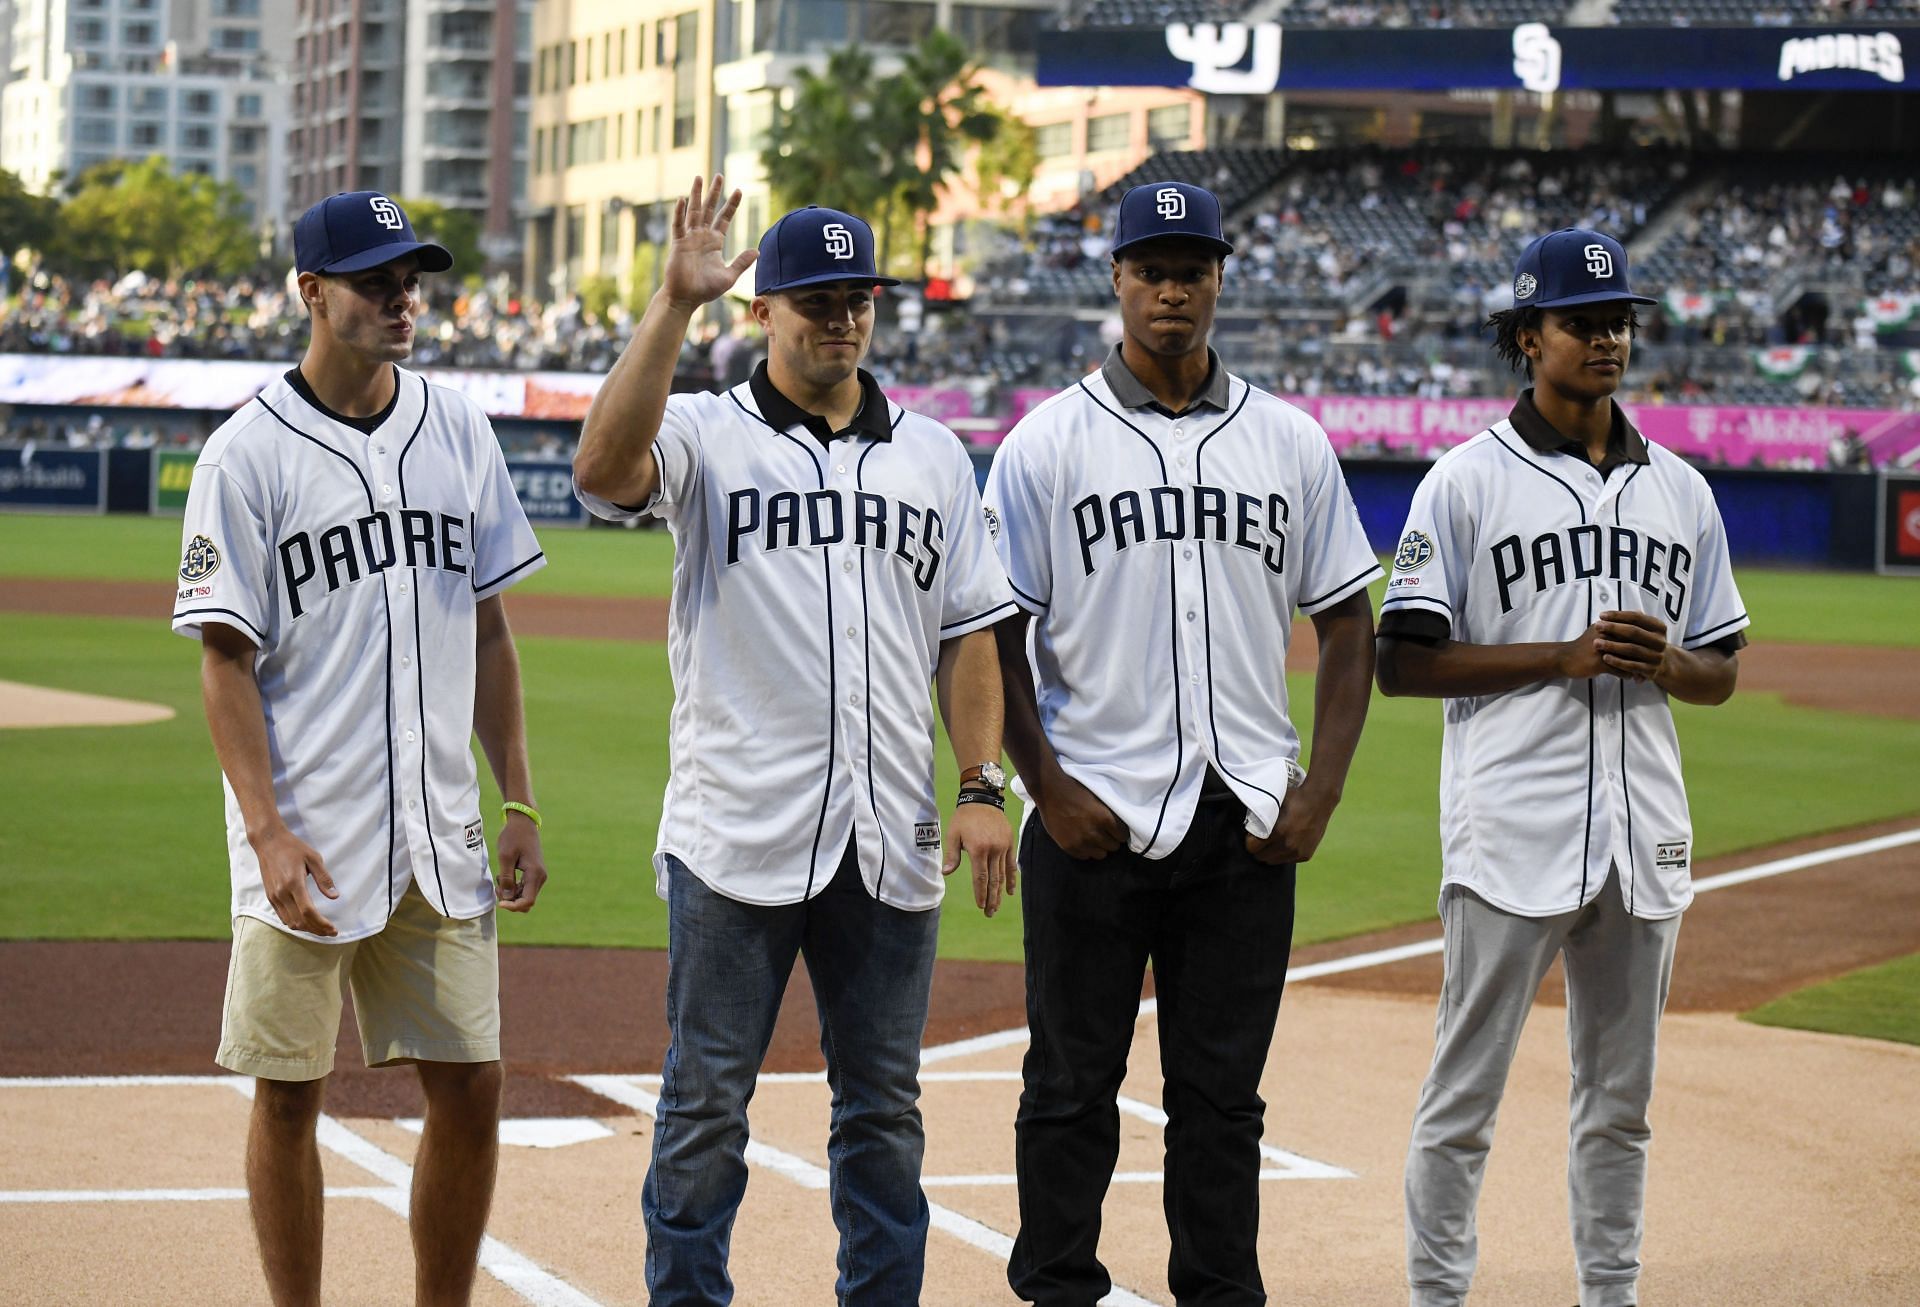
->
[180, 535, 221, 582]
[1393, 531, 1433, 572]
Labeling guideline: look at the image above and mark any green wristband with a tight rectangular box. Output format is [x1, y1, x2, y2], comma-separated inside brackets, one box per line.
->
[502, 801, 542, 828]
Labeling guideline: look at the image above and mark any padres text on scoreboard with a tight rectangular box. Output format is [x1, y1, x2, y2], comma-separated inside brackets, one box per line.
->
[1038, 22, 1919, 93]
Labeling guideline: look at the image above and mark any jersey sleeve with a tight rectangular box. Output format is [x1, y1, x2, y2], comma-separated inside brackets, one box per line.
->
[1293, 420, 1384, 615]
[1379, 459, 1471, 638]
[980, 425, 1053, 615]
[469, 424, 548, 601]
[171, 460, 274, 647]
[937, 440, 1019, 639]
[574, 392, 701, 524]
[1680, 476, 1749, 650]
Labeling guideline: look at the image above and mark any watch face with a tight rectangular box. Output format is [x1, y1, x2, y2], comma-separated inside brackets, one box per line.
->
[980, 761, 1007, 789]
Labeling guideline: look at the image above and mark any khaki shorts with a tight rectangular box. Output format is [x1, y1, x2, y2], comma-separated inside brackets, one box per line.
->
[216, 880, 500, 1081]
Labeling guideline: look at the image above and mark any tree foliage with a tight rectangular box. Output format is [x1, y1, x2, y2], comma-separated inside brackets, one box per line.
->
[760, 31, 1011, 282]
[47, 157, 257, 280]
[393, 196, 483, 279]
[0, 168, 58, 262]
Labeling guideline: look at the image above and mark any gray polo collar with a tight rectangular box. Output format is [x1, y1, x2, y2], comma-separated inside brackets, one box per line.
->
[1101, 343, 1232, 417]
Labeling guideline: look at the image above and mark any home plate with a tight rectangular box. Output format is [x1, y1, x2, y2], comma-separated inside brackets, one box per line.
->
[0, 680, 175, 729]
[393, 1118, 616, 1149]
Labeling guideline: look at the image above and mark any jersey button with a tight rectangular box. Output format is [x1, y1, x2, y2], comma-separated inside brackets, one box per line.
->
[847, 693, 859, 706]
[837, 464, 848, 475]
[846, 626, 857, 639]
[1185, 610, 1196, 622]
[1183, 548, 1193, 560]
[405, 730, 416, 743]
[842, 560, 853, 573]
[382, 484, 393, 495]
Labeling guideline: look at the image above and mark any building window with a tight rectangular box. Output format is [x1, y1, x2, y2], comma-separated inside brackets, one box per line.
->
[75, 117, 116, 146]
[214, 27, 259, 51]
[234, 162, 258, 189]
[79, 84, 116, 109]
[1035, 122, 1073, 160]
[236, 93, 261, 118]
[124, 21, 157, 44]
[74, 19, 106, 41]
[181, 124, 215, 150]
[1148, 104, 1193, 149]
[618, 28, 627, 75]
[231, 126, 262, 153]
[130, 122, 161, 148]
[672, 11, 698, 149]
[566, 40, 577, 86]
[603, 29, 613, 78]
[184, 90, 217, 114]
[1087, 113, 1129, 153]
[216, 0, 261, 14]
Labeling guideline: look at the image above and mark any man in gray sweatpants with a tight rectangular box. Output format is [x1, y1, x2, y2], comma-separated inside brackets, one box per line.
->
[1375, 228, 1749, 1307]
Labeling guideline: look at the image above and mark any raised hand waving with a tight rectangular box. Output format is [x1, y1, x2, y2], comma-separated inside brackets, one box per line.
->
[663, 173, 759, 311]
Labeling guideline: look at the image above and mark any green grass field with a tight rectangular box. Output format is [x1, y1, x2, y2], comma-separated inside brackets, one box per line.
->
[5, 514, 1920, 643]
[4, 515, 1918, 1048]
[1743, 952, 1920, 1047]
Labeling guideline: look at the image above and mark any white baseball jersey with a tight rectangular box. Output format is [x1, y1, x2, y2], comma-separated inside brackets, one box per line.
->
[984, 346, 1382, 860]
[172, 366, 546, 941]
[1379, 391, 1748, 920]
[575, 366, 1016, 911]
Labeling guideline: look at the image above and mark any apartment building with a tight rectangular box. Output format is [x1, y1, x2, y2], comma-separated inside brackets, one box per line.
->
[1, 0, 289, 224]
[286, 0, 530, 269]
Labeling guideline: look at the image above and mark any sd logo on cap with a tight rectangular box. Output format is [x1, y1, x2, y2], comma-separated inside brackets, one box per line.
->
[1109, 181, 1234, 259]
[755, 207, 902, 295]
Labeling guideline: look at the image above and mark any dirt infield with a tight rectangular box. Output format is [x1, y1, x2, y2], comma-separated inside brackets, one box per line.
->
[8, 575, 1920, 719]
[6, 575, 1920, 1303]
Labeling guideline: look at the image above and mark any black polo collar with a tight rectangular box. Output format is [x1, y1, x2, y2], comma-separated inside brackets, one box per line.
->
[1101, 343, 1232, 418]
[1509, 387, 1649, 474]
[748, 361, 893, 445]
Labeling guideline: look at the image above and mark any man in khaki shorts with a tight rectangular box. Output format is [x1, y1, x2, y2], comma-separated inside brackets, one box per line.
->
[172, 191, 551, 1305]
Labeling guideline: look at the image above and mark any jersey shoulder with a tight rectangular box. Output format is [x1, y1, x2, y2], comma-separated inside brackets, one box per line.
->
[1423, 423, 1512, 480]
[200, 379, 298, 469]
[1231, 378, 1333, 441]
[998, 380, 1095, 456]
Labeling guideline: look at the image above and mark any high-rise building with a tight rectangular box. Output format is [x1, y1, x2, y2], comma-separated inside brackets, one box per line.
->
[523, 0, 1061, 299]
[0, 0, 291, 228]
[286, 0, 531, 271]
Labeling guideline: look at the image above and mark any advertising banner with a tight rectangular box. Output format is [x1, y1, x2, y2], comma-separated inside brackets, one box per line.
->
[0, 445, 107, 513]
[506, 459, 584, 526]
[151, 448, 198, 513]
[1877, 471, 1920, 576]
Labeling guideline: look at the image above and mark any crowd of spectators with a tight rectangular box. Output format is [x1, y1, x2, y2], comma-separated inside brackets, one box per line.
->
[6, 150, 1920, 421]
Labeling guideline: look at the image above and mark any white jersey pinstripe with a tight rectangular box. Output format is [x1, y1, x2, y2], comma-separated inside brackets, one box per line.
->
[171, 368, 546, 940]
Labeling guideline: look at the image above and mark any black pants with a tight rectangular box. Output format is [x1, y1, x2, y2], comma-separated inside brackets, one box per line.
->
[1008, 800, 1297, 1307]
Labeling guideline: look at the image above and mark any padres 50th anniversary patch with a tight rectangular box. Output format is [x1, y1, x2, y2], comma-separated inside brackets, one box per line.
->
[180, 534, 221, 582]
[1394, 530, 1434, 572]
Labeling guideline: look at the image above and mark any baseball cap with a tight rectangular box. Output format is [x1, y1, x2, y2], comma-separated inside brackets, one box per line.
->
[1511, 228, 1655, 310]
[1109, 181, 1235, 259]
[754, 206, 901, 295]
[294, 191, 454, 276]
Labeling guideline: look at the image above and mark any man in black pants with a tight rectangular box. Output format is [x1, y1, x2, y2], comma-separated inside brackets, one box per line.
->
[983, 181, 1380, 1305]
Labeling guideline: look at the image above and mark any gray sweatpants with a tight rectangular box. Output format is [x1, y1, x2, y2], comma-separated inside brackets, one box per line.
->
[1404, 873, 1681, 1307]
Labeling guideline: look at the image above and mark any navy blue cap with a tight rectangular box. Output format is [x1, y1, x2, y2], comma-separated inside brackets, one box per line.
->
[1511, 228, 1655, 310]
[294, 191, 454, 276]
[1110, 181, 1234, 259]
[754, 206, 901, 295]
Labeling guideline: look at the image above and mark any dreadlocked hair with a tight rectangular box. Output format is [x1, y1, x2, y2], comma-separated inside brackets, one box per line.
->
[1486, 305, 1642, 380]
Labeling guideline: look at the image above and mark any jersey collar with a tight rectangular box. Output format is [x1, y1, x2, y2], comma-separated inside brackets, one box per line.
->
[748, 361, 894, 444]
[1101, 342, 1231, 418]
[1509, 387, 1649, 474]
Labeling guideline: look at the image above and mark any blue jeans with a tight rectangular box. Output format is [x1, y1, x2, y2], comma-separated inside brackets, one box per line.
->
[643, 847, 941, 1306]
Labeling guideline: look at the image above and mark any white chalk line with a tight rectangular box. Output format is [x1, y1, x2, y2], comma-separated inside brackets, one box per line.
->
[5, 824, 1909, 1305]
[571, 1074, 1161, 1307]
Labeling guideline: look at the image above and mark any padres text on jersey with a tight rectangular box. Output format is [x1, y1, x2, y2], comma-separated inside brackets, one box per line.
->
[985, 349, 1381, 859]
[172, 369, 546, 941]
[1380, 407, 1748, 919]
[575, 369, 1015, 911]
